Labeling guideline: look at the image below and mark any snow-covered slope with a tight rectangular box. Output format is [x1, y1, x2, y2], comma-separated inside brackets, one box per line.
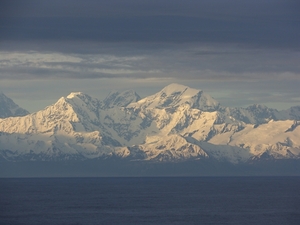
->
[219, 104, 288, 125]
[130, 134, 209, 162]
[0, 83, 299, 164]
[0, 93, 29, 118]
[208, 120, 300, 160]
[101, 90, 140, 109]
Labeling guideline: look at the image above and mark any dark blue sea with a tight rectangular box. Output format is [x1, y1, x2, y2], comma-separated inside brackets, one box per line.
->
[1, 177, 300, 225]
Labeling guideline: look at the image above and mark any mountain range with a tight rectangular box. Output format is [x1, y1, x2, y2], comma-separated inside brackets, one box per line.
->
[1, 83, 299, 176]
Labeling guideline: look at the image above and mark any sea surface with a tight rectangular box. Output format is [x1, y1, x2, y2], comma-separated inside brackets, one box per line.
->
[1, 177, 300, 225]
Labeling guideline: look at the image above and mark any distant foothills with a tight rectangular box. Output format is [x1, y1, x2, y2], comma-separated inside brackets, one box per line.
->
[0, 84, 300, 177]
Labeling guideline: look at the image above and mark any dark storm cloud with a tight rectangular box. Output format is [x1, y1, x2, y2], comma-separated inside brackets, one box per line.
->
[1, 0, 299, 49]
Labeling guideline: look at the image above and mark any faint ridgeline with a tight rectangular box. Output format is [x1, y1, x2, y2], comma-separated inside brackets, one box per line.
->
[0, 92, 29, 118]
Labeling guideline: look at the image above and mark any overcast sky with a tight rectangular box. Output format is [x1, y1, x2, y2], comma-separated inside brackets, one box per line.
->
[0, 0, 299, 112]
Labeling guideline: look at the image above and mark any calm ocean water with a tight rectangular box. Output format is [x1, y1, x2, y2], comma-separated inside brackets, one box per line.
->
[1, 177, 300, 225]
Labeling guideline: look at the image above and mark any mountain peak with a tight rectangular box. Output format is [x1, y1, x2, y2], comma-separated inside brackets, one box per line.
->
[161, 83, 197, 93]
[66, 92, 85, 99]
[128, 83, 219, 111]
[65, 92, 98, 106]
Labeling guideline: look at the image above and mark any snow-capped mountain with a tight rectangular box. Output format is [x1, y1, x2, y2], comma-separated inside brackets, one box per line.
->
[128, 83, 219, 111]
[0, 83, 300, 170]
[0, 93, 29, 118]
[281, 106, 300, 121]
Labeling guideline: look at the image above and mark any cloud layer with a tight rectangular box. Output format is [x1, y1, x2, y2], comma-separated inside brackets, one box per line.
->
[0, 0, 299, 111]
[1, 0, 299, 48]
[1, 43, 299, 81]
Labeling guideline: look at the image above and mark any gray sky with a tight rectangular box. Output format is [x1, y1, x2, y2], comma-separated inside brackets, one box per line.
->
[0, 0, 299, 112]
